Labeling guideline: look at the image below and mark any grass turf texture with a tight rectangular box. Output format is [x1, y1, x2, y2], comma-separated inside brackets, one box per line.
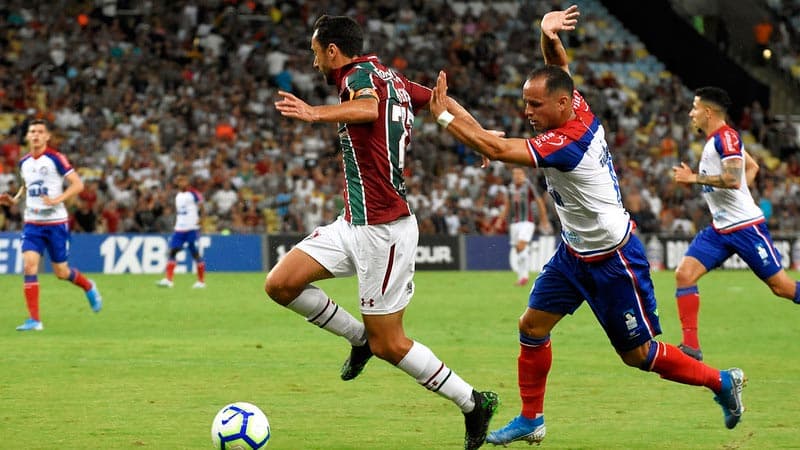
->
[1, 270, 798, 449]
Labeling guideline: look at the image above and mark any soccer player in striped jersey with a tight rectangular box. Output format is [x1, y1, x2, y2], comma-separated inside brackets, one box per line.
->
[0, 119, 102, 331]
[429, 5, 745, 445]
[671, 86, 800, 361]
[270, 15, 497, 449]
[156, 173, 206, 289]
[505, 167, 551, 286]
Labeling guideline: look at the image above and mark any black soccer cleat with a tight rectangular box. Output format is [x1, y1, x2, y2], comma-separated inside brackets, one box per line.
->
[678, 343, 704, 361]
[340, 342, 373, 381]
[463, 390, 499, 450]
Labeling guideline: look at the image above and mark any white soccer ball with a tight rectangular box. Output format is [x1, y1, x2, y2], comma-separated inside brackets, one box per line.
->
[211, 402, 271, 449]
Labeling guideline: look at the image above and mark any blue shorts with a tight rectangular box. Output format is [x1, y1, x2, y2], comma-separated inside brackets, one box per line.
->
[21, 222, 71, 263]
[530, 234, 662, 352]
[169, 230, 200, 254]
[686, 222, 783, 280]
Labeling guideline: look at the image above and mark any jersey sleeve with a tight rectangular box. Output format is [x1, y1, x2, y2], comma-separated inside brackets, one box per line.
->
[715, 127, 744, 160]
[345, 68, 377, 101]
[527, 131, 583, 171]
[47, 150, 74, 176]
[407, 80, 432, 112]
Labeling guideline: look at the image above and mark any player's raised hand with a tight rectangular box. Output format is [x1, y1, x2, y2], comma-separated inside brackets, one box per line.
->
[429, 70, 449, 118]
[541, 5, 580, 39]
[275, 91, 315, 122]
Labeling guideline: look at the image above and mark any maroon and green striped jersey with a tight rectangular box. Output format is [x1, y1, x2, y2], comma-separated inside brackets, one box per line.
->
[508, 179, 541, 224]
[329, 54, 431, 225]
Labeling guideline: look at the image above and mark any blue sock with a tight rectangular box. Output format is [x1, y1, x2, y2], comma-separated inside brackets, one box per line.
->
[794, 281, 800, 304]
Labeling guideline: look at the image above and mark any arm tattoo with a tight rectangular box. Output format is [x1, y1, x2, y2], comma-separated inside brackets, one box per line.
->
[696, 159, 743, 188]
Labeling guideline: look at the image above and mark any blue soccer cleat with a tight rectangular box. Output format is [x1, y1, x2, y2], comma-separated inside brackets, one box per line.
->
[487, 414, 546, 446]
[86, 280, 103, 312]
[714, 368, 746, 429]
[16, 318, 43, 331]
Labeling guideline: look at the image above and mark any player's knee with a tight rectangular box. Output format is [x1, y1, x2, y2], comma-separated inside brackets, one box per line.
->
[370, 339, 408, 364]
[518, 316, 546, 339]
[769, 281, 793, 299]
[674, 265, 695, 286]
[264, 272, 299, 305]
[619, 343, 649, 369]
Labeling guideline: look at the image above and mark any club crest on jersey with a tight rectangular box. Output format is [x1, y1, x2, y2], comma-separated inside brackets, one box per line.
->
[39, 166, 49, 175]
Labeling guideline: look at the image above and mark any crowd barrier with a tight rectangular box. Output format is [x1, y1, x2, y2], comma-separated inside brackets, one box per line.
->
[0, 232, 797, 274]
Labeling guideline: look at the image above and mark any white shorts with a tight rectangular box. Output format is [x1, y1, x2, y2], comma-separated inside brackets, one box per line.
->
[509, 221, 535, 246]
[295, 215, 418, 315]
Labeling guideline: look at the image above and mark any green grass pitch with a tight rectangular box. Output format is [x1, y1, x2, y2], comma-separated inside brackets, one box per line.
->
[1, 270, 798, 449]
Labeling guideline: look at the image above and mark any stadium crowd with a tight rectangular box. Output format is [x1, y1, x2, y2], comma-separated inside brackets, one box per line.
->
[0, 0, 799, 237]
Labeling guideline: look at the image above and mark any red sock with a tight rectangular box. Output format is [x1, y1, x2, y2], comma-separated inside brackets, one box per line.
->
[24, 279, 40, 321]
[519, 341, 552, 419]
[68, 268, 92, 291]
[649, 341, 721, 392]
[166, 260, 176, 281]
[196, 261, 205, 283]
[676, 287, 700, 348]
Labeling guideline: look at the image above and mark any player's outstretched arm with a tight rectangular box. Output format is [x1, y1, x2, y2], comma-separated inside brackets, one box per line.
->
[430, 70, 532, 166]
[540, 5, 580, 72]
[275, 90, 379, 124]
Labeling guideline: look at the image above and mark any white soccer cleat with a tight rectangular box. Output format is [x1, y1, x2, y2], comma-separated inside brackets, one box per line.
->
[156, 278, 174, 288]
[192, 281, 206, 289]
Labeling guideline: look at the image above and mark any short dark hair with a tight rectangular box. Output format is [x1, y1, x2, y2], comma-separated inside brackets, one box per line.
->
[28, 118, 51, 131]
[527, 65, 574, 96]
[313, 15, 364, 57]
[695, 86, 732, 114]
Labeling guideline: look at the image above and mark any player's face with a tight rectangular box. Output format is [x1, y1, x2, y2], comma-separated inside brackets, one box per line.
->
[522, 77, 566, 132]
[512, 168, 526, 185]
[25, 124, 50, 151]
[176, 175, 188, 189]
[311, 32, 331, 78]
[689, 96, 708, 133]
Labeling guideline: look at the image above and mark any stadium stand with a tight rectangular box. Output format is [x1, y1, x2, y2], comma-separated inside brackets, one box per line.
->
[0, 0, 798, 236]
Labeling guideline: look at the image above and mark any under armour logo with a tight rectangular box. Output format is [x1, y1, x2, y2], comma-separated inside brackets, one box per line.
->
[360, 298, 375, 307]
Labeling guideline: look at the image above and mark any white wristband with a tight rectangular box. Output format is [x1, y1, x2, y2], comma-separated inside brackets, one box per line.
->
[436, 110, 455, 128]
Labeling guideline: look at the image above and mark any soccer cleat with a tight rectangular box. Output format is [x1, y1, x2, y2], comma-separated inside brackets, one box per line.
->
[464, 390, 499, 450]
[16, 318, 43, 331]
[192, 281, 206, 289]
[714, 368, 746, 429]
[678, 343, 703, 361]
[156, 278, 174, 288]
[340, 342, 373, 381]
[515, 277, 529, 287]
[486, 414, 546, 446]
[86, 280, 103, 312]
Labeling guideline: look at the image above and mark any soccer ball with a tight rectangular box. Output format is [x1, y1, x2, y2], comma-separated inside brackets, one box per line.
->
[211, 402, 271, 449]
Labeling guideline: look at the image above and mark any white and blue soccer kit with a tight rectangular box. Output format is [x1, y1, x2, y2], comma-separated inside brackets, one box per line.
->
[19, 148, 73, 263]
[525, 92, 661, 352]
[169, 188, 203, 254]
[685, 124, 783, 280]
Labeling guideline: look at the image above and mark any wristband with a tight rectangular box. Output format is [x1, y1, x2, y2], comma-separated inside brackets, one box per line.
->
[436, 110, 455, 128]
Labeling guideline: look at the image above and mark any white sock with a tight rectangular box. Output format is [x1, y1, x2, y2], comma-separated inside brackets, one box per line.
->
[396, 341, 475, 412]
[286, 285, 366, 346]
[509, 248, 518, 272]
[516, 245, 530, 280]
